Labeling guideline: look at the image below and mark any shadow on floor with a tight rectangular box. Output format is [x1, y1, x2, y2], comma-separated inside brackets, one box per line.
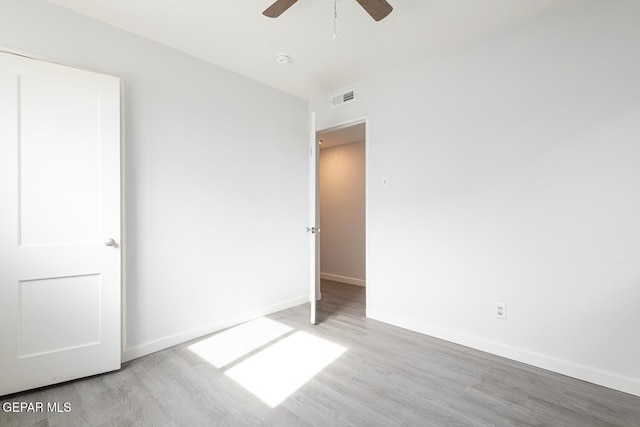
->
[315, 279, 365, 324]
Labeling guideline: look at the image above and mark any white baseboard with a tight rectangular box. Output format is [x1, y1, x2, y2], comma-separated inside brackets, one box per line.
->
[122, 295, 308, 363]
[366, 309, 640, 398]
[321, 272, 366, 287]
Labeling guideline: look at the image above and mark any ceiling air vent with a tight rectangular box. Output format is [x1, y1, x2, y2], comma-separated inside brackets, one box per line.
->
[331, 89, 356, 108]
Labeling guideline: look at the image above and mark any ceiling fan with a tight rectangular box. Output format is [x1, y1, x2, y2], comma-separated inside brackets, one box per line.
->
[263, 0, 393, 22]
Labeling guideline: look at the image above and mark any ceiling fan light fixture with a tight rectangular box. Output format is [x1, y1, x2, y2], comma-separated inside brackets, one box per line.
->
[263, 0, 392, 21]
[275, 53, 291, 64]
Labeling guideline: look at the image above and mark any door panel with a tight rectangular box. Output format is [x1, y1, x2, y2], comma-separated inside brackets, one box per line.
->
[0, 52, 121, 396]
[19, 75, 101, 246]
[20, 275, 102, 357]
[308, 112, 318, 324]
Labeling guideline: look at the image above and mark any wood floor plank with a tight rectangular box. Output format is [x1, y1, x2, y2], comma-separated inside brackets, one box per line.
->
[2, 279, 640, 426]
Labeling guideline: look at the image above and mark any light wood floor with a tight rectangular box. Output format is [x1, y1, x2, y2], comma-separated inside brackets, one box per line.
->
[2, 280, 640, 426]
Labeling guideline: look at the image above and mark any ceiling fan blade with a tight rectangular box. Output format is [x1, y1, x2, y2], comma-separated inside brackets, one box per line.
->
[354, 0, 393, 21]
[263, 0, 300, 18]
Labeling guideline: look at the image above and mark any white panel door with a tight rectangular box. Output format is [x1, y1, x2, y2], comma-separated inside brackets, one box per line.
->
[0, 52, 121, 396]
[308, 112, 319, 324]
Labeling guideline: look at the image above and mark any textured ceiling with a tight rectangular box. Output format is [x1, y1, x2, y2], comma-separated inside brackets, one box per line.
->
[47, 0, 580, 99]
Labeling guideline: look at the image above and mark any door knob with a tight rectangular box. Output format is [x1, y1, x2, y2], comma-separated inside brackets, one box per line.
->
[105, 238, 116, 247]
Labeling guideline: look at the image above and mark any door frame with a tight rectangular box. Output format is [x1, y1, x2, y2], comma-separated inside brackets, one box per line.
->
[315, 116, 370, 313]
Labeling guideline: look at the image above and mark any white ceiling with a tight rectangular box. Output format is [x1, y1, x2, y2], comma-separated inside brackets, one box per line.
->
[47, 0, 579, 99]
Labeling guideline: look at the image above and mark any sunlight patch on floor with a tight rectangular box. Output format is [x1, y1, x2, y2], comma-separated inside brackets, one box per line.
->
[188, 317, 293, 368]
[225, 331, 347, 408]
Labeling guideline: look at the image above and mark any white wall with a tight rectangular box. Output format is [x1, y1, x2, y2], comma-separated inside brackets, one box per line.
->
[1, 0, 309, 360]
[311, 0, 640, 396]
[320, 141, 366, 286]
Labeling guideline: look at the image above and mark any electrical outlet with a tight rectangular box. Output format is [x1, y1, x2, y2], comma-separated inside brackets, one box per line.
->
[495, 302, 506, 320]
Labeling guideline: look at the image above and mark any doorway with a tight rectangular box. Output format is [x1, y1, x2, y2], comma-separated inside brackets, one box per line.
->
[316, 120, 367, 317]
